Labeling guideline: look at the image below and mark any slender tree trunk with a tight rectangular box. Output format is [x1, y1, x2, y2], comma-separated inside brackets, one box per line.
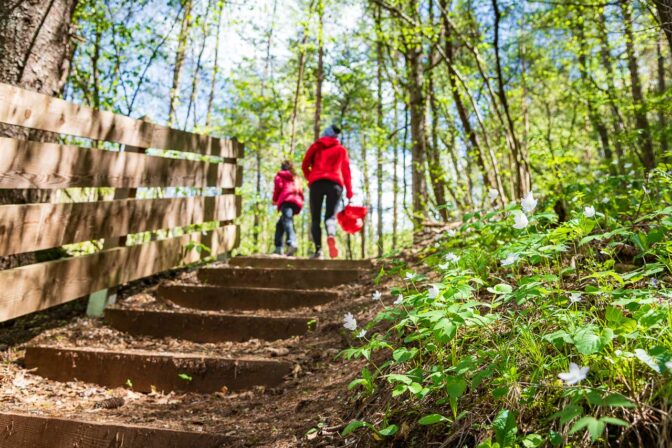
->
[360, 131, 372, 259]
[620, 0, 656, 169]
[658, 33, 669, 154]
[597, 9, 626, 170]
[168, 0, 193, 126]
[375, 4, 385, 256]
[206, 0, 225, 128]
[392, 104, 399, 250]
[492, 0, 529, 196]
[576, 14, 612, 162]
[289, 33, 308, 154]
[186, 0, 213, 129]
[313, 0, 324, 141]
[654, 0, 672, 57]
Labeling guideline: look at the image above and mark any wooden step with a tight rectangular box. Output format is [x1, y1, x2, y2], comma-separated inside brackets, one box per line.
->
[158, 284, 338, 310]
[24, 346, 292, 393]
[0, 411, 228, 448]
[229, 256, 372, 271]
[198, 267, 361, 289]
[105, 307, 314, 342]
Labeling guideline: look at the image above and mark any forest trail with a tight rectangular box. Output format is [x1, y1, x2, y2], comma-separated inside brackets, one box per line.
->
[0, 256, 374, 447]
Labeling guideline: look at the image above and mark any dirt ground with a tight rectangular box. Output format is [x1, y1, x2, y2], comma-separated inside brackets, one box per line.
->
[0, 264, 392, 447]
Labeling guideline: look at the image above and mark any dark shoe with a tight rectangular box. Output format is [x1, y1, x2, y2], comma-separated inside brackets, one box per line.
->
[273, 247, 283, 255]
[327, 236, 339, 259]
[310, 250, 323, 260]
[286, 245, 298, 257]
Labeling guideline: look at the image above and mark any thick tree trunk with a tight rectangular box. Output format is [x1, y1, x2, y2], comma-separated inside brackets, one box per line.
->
[620, 0, 656, 169]
[0, 0, 78, 268]
[654, 0, 672, 57]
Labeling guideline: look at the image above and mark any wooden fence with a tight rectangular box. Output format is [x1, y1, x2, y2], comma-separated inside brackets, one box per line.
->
[0, 82, 243, 322]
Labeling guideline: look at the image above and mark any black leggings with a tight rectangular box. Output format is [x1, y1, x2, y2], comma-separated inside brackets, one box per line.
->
[309, 179, 343, 251]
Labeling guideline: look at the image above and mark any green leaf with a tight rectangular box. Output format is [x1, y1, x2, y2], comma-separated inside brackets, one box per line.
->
[488, 283, 513, 295]
[445, 376, 467, 398]
[493, 409, 518, 447]
[387, 374, 413, 385]
[341, 420, 373, 436]
[551, 404, 583, 425]
[378, 424, 399, 436]
[572, 327, 614, 355]
[434, 318, 457, 343]
[601, 393, 636, 408]
[418, 413, 449, 425]
[569, 416, 605, 442]
[392, 347, 417, 363]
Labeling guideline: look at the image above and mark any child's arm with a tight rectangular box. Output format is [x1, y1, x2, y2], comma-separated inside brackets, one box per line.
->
[272, 175, 281, 205]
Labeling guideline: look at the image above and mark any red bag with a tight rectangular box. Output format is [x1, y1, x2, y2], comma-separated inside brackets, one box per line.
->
[337, 205, 368, 234]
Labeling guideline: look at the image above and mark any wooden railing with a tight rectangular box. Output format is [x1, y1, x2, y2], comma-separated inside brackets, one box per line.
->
[0, 82, 243, 321]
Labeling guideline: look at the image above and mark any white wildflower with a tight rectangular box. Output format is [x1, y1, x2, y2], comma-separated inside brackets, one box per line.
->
[558, 362, 589, 385]
[488, 188, 499, 201]
[12, 372, 30, 389]
[372, 291, 382, 301]
[446, 229, 456, 237]
[393, 294, 403, 305]
[521, 191, 538, 214]
[438, 263, 449, 270]
[624, 162, 633, 169]
[583, 206, 596, 218]
[601, 197, 610, 204]
[356, 329, 367, 338]
[635, 349, 661, 373]
[501, 253, 519, 267]
[665, 361, 672, 371]
[428, 285, 440, 299]
[569, 292, 582, 304]
[444, 252, 459, 263]
[405, 272, 418, 281]
[513, 213, 529, 230]
[343, 312, 357, 331]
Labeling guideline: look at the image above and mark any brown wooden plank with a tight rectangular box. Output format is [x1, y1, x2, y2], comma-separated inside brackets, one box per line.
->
[0, 225, 238, 322]
[0, 138, 238, 189]
[0, 412, 229, 448]
[105, 308, 312, 342]
[229, 256, 373, 270]
[198, 266, 363, 290]
[0, 195, 241, 256]
[0, 82, 240, 157]
[24, 346, 292, 393]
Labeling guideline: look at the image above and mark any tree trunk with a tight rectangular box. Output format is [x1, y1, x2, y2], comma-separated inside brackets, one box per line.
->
[168, 0, 193, 126]
[658, 33, 669, 154]
[206, 0, 225, 128]
[576, 14, 612, 162]
[375, 4, 385, 257]
[620, 0, 656, 169]
[392, 104, 399, 250]
[0, 0, 78, 268]
[654, 0, 672, 57]
[360, 131, 372, 259]
[405, 44, 428, 230]
[313, 0, 324, 141]
[289, 33, 308, 154]
[185, 0, 213, 129]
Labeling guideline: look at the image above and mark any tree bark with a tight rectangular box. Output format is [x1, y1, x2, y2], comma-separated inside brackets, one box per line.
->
[289, 33, 308, 154]
[658, 33, 669, 154]
[206, 0, 225, 128]
[620, 0, 656, 169]
[168, 0, 193, 126]
[185, 0, 213, 129]
[0, 0, 78, 268]
[375, 4, 385, 257]
[653, 0, 672, 57]
[313, 0, 324, 141]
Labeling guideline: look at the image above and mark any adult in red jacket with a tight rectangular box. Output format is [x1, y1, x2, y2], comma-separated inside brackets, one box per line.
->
[272, 160, 304, 256]
[302, 125, 353, 259]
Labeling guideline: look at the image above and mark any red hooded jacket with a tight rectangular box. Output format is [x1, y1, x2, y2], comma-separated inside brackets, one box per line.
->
[272, 170, 304, 212]
[301, 137, 353, 199]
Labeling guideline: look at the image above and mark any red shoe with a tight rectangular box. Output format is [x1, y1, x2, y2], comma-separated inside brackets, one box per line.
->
[327, 236, 339, 259]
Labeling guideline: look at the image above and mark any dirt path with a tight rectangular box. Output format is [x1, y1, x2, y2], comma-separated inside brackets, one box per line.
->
[0, 256, 376, 447]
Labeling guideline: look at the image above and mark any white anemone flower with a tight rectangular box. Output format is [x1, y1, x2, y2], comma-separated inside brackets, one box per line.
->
[569, 292, 582, 304]
[405, 272, 418, 281]
[513, 213, 529, 230]
[635, 349, 661, 373]
[624, 162, 633, 169]
[501, 254, 519, 267]
[372, 291, 382, 301]
[343, 312, 357, 331]
[601, 197, 610, 204]
[558, 363, 589, 385]
[445, 252, 459, 263]
[583, 206, 596, 218]
[356, 329, 367, 338]
[393, 294, 404, 305]
[446, 229, 456, 237]
[488, 188, 499, 201]
[521, 191, 538, 214]
[428, 285, 440, 299]
[665, 360, 672, 371]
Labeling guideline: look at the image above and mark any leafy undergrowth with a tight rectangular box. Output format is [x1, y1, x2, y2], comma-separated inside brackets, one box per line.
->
[340, 168, 672, 447]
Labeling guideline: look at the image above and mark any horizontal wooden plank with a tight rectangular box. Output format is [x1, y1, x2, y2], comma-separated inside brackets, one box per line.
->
[0, 138, 238, 189]
[0, 195, 241, 256]
[0, 82, 241, 157]
[0, 412, 230, 448]
[0, 224, 238, 322]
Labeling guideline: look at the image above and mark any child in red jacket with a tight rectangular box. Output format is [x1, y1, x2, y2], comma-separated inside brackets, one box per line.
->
[302, 125, 353, 259]
[272, 160, 304, 256]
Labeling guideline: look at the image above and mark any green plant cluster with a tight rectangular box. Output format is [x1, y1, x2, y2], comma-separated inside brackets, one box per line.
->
[341, 167, 672, 446]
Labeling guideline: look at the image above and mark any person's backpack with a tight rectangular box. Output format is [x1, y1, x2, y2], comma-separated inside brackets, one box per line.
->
[337, 205, 368, 234]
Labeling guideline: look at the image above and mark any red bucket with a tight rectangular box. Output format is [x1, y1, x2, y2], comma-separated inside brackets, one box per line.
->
[337, 205, 368, 234]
